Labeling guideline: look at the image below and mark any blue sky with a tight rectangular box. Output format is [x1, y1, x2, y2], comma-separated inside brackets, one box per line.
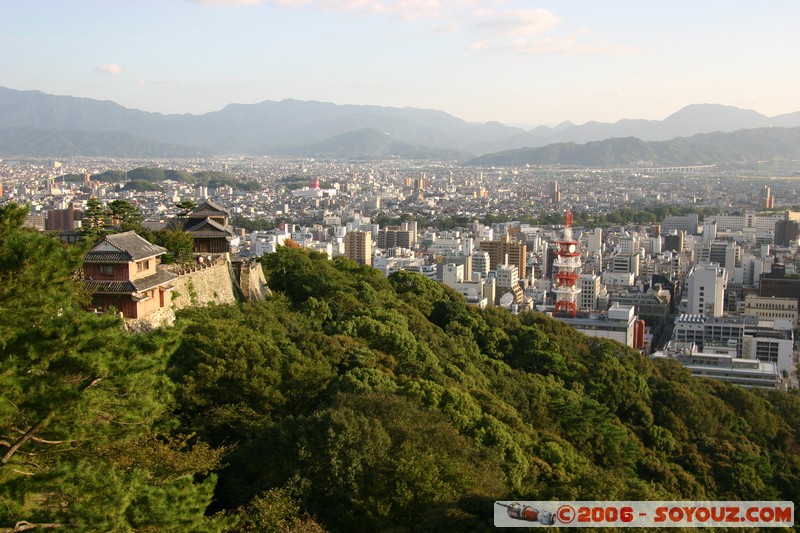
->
[2, 0, 799, 126]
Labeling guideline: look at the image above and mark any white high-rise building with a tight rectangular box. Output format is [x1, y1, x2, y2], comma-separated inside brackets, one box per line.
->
[687, 262, 728, 317]
[471, 250, 490, 279]
[618, 236, 639, 255]
[586, 228, 603, 254]
[578, 273, 601, 311]
[496, 264, 523, 304]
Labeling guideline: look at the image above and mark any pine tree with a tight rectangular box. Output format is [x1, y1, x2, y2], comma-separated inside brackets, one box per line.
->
[108, 199, 143, 233]
[0, 203, 232, 531]
[79, 196, 109, 243]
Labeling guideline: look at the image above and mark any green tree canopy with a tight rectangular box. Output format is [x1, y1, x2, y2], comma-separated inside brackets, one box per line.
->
[0, 202, 231, 532]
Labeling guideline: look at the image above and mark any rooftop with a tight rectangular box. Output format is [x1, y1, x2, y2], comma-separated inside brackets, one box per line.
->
[85, 231, 167, 263]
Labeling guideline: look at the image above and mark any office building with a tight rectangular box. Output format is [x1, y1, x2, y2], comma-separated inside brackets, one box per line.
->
[377, 226, 413, 250]
[686, 263, 727, 317]
[664, 232, 685, 253]
[774, 220, 799, 246]
[672, 314, 794, 376]
[479, 234, 526, 277]
[661, 214, 699, 235]
[578, 273, 601, 311]
[652, 342, 781, 389]
[344, 230, 372, 266]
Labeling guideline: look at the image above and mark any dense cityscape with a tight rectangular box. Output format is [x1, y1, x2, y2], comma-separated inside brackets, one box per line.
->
[4, 0, 800, 529]
[3, 155, 799, 393]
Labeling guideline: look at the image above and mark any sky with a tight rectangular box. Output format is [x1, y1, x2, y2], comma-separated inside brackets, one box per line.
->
[2, 0, 799, 127]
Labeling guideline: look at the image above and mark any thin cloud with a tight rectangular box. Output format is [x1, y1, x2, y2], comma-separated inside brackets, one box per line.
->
[473, 8, 560, 37]
[600, 87, 626, 98]
[226, 0, 635, 57]
[95, 64, 123, 75]
[314, 0, 440, 20]
[470, 36, 635, 56]
[187, 0, 262, 5]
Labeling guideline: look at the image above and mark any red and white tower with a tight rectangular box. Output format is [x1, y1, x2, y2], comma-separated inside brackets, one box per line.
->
[553, 209, 581, 317]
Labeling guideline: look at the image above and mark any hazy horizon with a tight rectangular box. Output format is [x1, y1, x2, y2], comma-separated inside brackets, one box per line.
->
[4, 1, 800, 126]
[4, 85, 794, 132]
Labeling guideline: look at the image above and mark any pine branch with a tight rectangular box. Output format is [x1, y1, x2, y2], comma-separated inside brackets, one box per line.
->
[1, 376, 100, 466]
[0, 521, 64, 532]
[29, 437, 70, 445]
[0, 418, 48, 466]
[10, 429, 71, 445]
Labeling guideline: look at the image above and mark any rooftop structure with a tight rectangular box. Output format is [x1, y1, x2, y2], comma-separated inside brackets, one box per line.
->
[653, 342, 782, 390]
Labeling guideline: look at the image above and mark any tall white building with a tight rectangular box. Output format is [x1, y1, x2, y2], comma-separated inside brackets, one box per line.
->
[471, 250, 490, 279]
[686, 262, 728, 317]
[496, 264, 523, 304]
[611, 253, 640, 277]
[618, 236, 639, 255]
[586, 228, 603, 254]
[578, 273, 601, 311]
[442, 263, 494, 308]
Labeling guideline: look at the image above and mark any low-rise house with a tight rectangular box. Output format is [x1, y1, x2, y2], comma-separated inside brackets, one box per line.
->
[83, 231, 177, 319]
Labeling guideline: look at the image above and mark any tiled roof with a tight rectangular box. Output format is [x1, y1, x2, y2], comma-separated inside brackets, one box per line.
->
[184, 217, 234, 237]
[86, 231, 167, 262]
[84, 280, 136, 294]
[84, 270, 177, 294]
[132, 270, 178, 291]
[83, 251, 131, 263]
[188, 199, 230, 217]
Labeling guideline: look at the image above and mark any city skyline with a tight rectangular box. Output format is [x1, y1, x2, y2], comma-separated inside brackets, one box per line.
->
[3, 1, 800, 126]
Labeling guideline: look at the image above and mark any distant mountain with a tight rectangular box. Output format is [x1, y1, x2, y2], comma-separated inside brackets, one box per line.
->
[0, 87, 524, 156]
[1, 87, 800, 158]
[493, 104, 791, 152]
[278, 128, 469, 160]
[469, 126, 800, 167]
[0, 127, 203, 158]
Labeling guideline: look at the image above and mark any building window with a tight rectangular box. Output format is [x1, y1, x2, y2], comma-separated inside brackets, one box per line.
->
[100, 264, 114, 276]
[137, 260, 150, 272]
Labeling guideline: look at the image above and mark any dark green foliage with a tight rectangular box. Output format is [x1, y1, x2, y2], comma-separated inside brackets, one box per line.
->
[164, 247, 800, 531]
[0, 203, 88, 349]
[79, 197, 153, 243]
[108, 199, 144, 233]
[175, 200, 198, 216]
[79, 195, 109, 242]
[122, 179, 163, 192]
[230, 215, 276, 232]
[0, 203, 231, 531]
[3, 230, 799, 532]
[93, 167, 260, 190]
[156, 229, 195, 264]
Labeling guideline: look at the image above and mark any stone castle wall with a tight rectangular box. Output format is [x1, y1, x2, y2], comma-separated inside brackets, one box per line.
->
[171, 262, 237, 310]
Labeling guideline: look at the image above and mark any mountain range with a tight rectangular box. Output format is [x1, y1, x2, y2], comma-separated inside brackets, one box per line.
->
[2, 86, 800, 163]
[469, 127, 800, 167]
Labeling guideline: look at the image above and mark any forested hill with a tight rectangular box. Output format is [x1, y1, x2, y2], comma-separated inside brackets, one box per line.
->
[1, 201, 799, 531]
[469, 126, 800, 167]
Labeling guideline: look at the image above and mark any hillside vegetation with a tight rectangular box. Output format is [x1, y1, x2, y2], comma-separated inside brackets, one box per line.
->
[470, 127, 800, 167]
[62, 167, 261, 192]
[1, 202, 798, 531]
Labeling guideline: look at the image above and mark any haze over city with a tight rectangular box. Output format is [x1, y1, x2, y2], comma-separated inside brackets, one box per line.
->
[4, 0, 800, 126]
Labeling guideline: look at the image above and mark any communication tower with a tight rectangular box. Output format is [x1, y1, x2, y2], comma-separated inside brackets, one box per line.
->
[552, 209, 581, 317]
